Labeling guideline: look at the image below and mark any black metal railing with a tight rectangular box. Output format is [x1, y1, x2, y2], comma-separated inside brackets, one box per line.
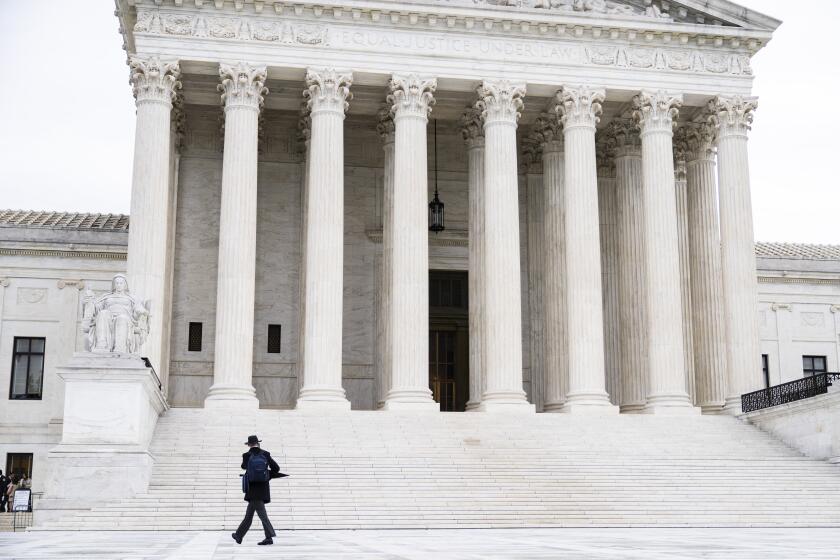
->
[141, 356, 162, 391]
[741, 372, 840, 413]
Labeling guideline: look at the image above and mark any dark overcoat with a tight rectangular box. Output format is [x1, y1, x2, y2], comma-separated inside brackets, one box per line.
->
[242, 448, 281, 503]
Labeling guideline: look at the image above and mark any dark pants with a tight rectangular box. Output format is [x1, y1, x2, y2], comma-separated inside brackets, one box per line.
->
[235, 500, 276, 539]
[0, 493, 7, 513]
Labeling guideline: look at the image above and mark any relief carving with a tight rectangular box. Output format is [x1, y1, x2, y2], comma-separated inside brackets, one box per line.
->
[17, 288, 47, 305]
[81, 274, 150, 356]
[800, 312, 825, 328]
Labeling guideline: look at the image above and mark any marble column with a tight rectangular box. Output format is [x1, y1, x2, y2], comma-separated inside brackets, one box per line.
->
[611, 120, 648, 412]
[476, 80, 533, 412]
[632, 90, 696, 414]
[462, 108, 486, 411]
[295, 113, 311, 401]
[673, 133, 696, 404]
[535, 114, 567, 412]
[296, 69, 353, 410]
[522, 133, 544, 411]
[376, 108, 395, 409]
[384, 74, 438, 411]
[711, 95, 762, 412]
[206, 62, 267, 406]
[126, 56, 180, 376]
[555, 86, 616, 413]
[683, 122, 727, 412]
[597, 135, 621, 406]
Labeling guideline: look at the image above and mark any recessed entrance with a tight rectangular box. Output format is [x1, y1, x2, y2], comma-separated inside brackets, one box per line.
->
[429, 270, 469, 411]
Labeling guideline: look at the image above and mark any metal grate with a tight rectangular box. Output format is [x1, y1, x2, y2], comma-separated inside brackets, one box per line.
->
[188, 322, 202, 352]
[741, 372, 840, 413]
[267, 324, 281, 354]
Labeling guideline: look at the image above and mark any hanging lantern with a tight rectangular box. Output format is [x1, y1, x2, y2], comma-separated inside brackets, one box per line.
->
[429, 119, 445, 233]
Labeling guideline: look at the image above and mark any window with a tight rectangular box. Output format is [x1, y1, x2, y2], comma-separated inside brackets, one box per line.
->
[267, 324, 282, 354]
[188, 322, 203, 352]
[761, 354, 770, 388]
[6, 453, 33, 479]
[802, 355, 827, 377]
[9, 337, 45, 400]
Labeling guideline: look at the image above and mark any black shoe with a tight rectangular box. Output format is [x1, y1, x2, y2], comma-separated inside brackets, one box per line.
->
[258, 538, 273, 546]
[231, 533, 242, 544]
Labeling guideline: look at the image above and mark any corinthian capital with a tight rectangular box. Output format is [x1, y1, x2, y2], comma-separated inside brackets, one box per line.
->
[129, 56, 181, 106]
[387, 74, 436, 120]
[555, 85, 605, 130]
[219, 62, 268, 110]
[708, 95, 758, 138]
[534, 112, 564, 152]
[681, 121, 716, 162]
[460, 107, 484, 149]
[596, 132, 617, 178]
[305, 68, 353, 115]
[608, 119, 641, 157]
[632, 90, 682, 134]
[476, 80, 526, 125]
[376, 106, 395, 144]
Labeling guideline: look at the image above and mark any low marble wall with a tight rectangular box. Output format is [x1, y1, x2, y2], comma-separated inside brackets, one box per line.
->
[743, 388, 840, 463]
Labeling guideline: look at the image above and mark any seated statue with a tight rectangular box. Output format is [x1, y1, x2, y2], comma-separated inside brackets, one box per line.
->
[81, 274, 150, 356]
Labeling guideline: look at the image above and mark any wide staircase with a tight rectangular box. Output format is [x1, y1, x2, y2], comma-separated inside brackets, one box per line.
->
[44, 408, 840, 530]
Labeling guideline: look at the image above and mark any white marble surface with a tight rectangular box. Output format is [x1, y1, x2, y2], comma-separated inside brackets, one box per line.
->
[3, 528, 840, 559]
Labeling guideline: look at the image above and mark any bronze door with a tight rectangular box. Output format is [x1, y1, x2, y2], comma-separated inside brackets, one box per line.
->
[429, 330, 457, 411]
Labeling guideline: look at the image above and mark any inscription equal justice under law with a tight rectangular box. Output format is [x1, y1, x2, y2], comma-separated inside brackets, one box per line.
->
[339, 29, 582, 62]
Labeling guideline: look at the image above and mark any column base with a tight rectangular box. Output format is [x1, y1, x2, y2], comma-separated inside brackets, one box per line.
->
[642, 394, 700, 415]
[478, 393, 535, 413]
[619, 403, 647, 414]
[296, 386, 351, 411]
[383, 400, 440, 412]
[204, 383, 259, 409]
[699, 402, 727, 415]
[541, 401, 565, 413]
[722, 396, 744, 415]
[465, 400, 482, 412]
[384, 388, 438, 411]
[559, 392, 619, 415]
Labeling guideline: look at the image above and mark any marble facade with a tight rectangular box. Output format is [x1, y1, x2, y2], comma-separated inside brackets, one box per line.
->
[108, 0, 787, 415]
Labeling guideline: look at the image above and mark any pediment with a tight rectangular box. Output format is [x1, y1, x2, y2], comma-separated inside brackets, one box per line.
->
[449, 0, 780, 31]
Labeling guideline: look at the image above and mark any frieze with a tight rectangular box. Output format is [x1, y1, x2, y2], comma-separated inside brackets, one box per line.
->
[134, 7, 751, 77]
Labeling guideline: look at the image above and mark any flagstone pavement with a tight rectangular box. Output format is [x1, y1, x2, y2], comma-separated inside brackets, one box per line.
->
[1, 528, 839, 559]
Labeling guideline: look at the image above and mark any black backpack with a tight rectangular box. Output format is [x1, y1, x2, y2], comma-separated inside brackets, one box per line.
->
[246, 451, 270, 483]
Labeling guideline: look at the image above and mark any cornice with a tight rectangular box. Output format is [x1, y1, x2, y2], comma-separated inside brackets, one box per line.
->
[366, 228, 467, 247]
[757, 275, 840, 287]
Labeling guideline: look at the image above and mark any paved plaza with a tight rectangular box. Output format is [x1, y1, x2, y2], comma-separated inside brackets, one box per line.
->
[1, 528, 840, 559]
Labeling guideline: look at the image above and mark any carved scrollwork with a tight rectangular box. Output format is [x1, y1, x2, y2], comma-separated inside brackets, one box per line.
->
[708, 95, 758, 139]
[377, 106, 395, 143]
[460, 107, 485, 148]
[129, 56, 181, 106]
[680, 121, 716, 161]
[632, 90, 682, 134]
[533, 112, 564, 152]
[219, 62, 268, 110]
[303, 69, 353, 115]
[476, 80, 526, 125]
[387, 74, 436, 120]
[555, 85, 605, 130]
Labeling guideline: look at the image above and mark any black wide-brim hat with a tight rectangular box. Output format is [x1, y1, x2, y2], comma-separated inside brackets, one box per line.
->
[245, 435, 262, 445]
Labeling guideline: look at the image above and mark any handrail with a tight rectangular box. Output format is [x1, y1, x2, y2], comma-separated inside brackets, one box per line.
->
[741, 372, 840, 413]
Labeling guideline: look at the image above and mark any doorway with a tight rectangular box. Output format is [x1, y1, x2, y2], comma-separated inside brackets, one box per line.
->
[429, 270, 469, 411]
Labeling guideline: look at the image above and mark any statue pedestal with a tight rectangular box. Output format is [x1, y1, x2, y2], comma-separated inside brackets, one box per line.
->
[37, 355, 168, 525]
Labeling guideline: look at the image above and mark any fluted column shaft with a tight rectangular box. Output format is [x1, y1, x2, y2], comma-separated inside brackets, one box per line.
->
[712, 96, 762, 411]
[463, 110, 486, 411]
[684, 123, 727, 411]
[556, 86, 615, 413]
[525, 158, 545, 411]
[477, 80, 532, 412]
[384, 75, 438, 410]
[297, 69, 353, 409]
[376, 111, 395, 409]
[206, 62, 267, 406]
[126, 56, 180, 375]
[633, 91, 695, 413]
[540, 132, 568, 411]
[614, 136, 648, 411]
[598, 165, 620, 406]
[674, 156, 696, 404]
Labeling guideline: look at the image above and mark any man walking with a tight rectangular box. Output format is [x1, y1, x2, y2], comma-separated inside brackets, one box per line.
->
[232, 435, 283, 546]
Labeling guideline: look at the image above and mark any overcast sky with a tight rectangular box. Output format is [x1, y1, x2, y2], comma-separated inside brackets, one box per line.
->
[0, 0, 837, 244]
